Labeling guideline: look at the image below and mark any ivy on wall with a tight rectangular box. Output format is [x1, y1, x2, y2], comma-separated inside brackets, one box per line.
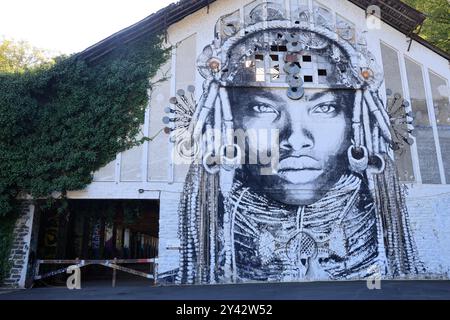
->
[0, 33, 170, 281]
[0, 33, 169, 216]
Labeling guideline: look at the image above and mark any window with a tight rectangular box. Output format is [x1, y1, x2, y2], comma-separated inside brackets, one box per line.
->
[380, 43, 414, 181]
[93, 160, 116, 182]
[429, 71, 450, 182]
[121, 138, 143, 182]
[405, 57, 441, 184]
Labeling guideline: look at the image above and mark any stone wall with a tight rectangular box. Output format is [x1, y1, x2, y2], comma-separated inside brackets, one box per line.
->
[2, 203, 35, 288]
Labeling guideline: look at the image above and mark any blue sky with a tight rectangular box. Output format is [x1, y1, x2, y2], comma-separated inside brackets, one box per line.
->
[0, 0, 174, 54]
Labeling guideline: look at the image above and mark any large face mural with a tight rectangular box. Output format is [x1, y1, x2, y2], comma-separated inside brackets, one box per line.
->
[166, 1, 424, 284]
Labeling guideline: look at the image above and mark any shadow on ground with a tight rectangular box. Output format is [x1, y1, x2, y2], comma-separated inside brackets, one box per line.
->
[1, 280, 450, 300]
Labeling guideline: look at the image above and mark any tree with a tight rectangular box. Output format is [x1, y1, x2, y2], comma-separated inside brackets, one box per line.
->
[402, 0, 450, 53]
[0, 38, 54, 73]
[0, 34, 168, 284]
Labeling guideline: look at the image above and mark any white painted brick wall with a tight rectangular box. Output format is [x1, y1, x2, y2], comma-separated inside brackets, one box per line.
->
[157, 191, 182, 279]
[406, 185, 450, 278]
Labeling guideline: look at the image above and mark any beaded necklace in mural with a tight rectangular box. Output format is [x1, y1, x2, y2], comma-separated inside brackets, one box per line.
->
[221, 173, 386, 282]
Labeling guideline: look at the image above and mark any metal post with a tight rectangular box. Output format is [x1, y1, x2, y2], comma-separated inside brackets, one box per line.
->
[34, 260, 41, 280]
[112, 258, 117, 288]
[75, 257, 80, 283]
[153, 258, 158, 286]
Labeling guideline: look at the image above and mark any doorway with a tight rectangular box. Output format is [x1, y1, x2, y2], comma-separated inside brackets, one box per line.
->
[34, 199, 159, 286]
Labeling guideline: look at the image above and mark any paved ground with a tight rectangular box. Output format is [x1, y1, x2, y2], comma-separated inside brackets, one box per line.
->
[1, 280, 450, 300]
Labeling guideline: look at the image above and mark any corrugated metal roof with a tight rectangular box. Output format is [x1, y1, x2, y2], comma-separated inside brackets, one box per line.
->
[77, 0, 449, 63]
[348, 0, 425, 35]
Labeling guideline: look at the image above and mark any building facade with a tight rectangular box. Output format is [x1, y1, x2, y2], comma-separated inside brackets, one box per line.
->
[4, 0, 450, 287]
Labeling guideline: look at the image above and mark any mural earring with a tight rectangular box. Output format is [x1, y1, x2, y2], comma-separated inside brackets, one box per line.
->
[203, 152, 220, 174]
[348, 145, 369, 173]
[220, 144, 241, 171]
[367, 153, 385, 174]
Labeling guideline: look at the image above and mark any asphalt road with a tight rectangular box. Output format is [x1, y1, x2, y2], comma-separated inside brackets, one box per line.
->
[1, 280, 450, 300]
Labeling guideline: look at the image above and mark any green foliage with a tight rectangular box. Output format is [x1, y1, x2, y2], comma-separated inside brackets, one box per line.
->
[0, 213, 17, 283]
[0, 33, 169, 217]
[403, 0, 450, 53]
[0, 38, 54, 73]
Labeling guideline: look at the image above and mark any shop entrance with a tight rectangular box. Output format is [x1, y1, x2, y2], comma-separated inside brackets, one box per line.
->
[33, 199, 159, 286]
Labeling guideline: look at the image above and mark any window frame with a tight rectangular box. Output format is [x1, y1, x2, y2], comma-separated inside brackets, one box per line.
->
[380, 40, 450, 185]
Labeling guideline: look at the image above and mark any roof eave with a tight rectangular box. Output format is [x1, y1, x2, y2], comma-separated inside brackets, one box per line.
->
[77, 0, 449, 63]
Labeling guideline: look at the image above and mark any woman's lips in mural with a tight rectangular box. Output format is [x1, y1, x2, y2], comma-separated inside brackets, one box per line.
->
[277, 156, 323, 184]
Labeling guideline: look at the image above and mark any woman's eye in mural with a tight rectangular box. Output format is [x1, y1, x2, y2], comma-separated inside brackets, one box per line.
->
[310, 102, 339, 117]
[249, 102, 280, 121]
[251, 104, 280, 116]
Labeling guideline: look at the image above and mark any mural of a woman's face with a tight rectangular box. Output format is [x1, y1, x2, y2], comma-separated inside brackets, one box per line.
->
[177, 3, 423, 284]
[228, 87, 354, 206]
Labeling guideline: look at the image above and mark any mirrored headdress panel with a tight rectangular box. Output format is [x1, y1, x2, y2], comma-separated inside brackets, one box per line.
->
[199, 0, 382, 99]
